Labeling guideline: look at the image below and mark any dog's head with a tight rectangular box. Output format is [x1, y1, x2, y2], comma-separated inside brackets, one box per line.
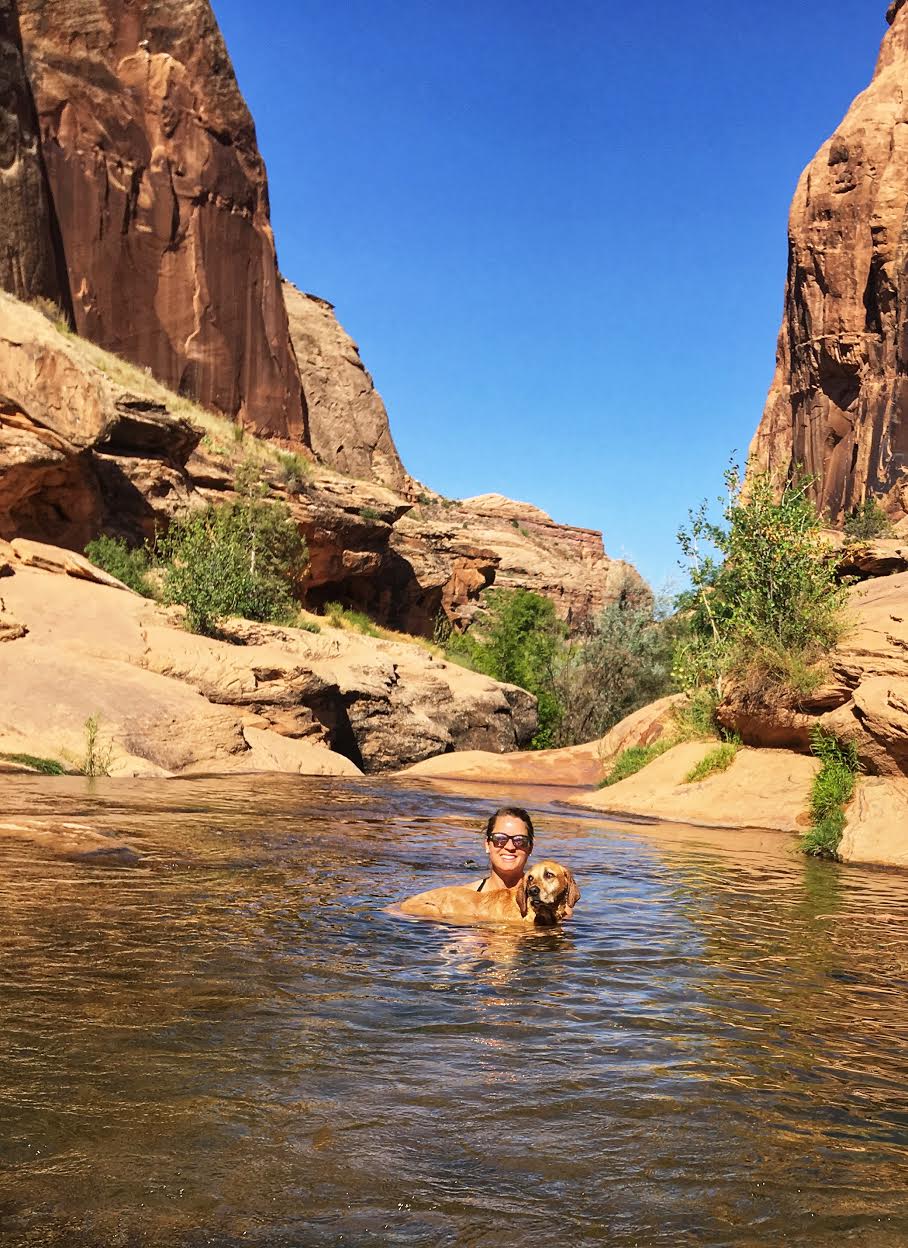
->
[515, 860, 580, 926]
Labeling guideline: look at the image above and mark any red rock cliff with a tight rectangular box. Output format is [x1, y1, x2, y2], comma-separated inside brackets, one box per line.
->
[750, 3, 908, 522]
[0, 0, 65, 304]
[16, 0, 305, 438]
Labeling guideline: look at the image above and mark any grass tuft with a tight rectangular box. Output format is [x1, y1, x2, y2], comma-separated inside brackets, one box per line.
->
[599, 738, 674, 787]
[0, 752, 67, 775]
[801, 727, 860, 859]
[683, 740, 739, 784]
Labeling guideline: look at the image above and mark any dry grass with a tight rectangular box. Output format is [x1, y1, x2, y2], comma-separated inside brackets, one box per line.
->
[54, 325, 315, 482]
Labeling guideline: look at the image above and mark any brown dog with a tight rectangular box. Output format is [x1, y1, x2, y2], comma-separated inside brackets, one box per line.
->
[398, 859, 580, 927]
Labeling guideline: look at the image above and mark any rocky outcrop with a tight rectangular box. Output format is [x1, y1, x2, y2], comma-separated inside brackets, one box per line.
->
[0, 545, 536, 775]
[16, 0, 304, 437]
[0, 291, 199, 548]
[750, 2, 908, 523]
[392, 493, 649, 633]
[401, 694, 682, 786]
[283, 281, 411, 491]
[0, 0, 64, 305]
[717, 571, 908, 777]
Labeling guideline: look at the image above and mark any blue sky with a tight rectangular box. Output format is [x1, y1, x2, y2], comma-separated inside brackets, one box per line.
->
[212, 0, 885, 592]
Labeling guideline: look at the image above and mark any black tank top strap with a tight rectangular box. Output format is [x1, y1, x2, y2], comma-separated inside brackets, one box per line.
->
[476, 877, 488, 893]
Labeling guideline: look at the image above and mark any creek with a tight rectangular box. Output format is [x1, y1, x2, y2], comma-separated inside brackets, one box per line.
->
[1, 774, 907, 1246]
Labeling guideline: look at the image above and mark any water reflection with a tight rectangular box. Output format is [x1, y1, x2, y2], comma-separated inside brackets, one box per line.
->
[0, 774, 906, 1246]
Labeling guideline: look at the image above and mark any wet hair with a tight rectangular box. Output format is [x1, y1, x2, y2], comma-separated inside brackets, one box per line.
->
[484, 806, 534, 845]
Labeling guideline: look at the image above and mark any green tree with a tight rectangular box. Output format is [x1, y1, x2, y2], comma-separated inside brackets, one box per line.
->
[447, 589, 564, 748]
[553, 601, 676, 746]
[157, 468, 307, 635]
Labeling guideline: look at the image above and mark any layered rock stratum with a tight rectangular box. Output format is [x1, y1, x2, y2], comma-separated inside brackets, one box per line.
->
[16, 0, 304, 437]
[750, 2, 908, 522]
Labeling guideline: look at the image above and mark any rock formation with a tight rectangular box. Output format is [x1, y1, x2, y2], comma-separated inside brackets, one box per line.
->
[0, 542, 536, 775]
[0, 291, 199, 548]
[15, 0, 304, 437]
[0, 0, 63, 305]
[750, 2, 908, 523]
[283, 281, 411, 491]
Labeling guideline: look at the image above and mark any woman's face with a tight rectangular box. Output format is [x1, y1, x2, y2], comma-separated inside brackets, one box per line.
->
[485, 814, 532, 878]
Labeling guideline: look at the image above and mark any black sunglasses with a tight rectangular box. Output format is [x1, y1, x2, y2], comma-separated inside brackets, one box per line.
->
[487, 833, 532, 850]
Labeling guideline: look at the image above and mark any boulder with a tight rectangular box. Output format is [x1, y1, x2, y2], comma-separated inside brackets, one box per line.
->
[749, 2, 908, 523]
[718, 572, 908, 775]
[17, 0, 305, 438]
[401, 693, 683, 785]
[0, 291, 201, 548]
[839, 776, 908, 868]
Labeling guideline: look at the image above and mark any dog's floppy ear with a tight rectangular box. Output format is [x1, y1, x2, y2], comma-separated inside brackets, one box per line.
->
[563, 869, 580, 912]
[515, 875, 529, 917]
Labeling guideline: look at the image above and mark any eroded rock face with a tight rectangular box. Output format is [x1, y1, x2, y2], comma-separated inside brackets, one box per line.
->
[0, 556, 537, 775]
[393, 493, 650, 633]
[0, 291, 199, 547]
[17, 0, 304, 437]
[0, 0, 64, 305]
[750, 3, 908, 523]
[283, 282, 411, 491]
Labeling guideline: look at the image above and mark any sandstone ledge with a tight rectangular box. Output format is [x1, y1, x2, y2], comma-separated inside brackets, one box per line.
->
[566, 744, 820, 834]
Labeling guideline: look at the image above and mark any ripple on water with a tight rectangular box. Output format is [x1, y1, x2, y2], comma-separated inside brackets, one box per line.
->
[0, 774, 907, 1246]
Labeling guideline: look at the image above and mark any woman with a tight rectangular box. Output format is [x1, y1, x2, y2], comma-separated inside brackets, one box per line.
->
[471, 806, 534, 894]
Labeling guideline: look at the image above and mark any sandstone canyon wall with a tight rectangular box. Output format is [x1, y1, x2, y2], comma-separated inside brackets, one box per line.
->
[750, 1, 908, 523]
[15, 0, 305, 439]
[0, 0, 64, 304]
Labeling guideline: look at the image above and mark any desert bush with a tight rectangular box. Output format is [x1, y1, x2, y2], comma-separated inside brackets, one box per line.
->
[843, 497, 891, 542]
[276, 450, 311, 491]
[323, 601, 382, 637]
[553, 601, 676, 747]
[158, 474, 307, 635]
[674, 466, 848, 708]
[84, 535, 153, 596]
[0, 752, 67, 775]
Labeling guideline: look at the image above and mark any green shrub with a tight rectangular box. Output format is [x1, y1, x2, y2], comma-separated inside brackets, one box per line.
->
[297, 619, 321, 634]
[554, 602, 676, 747]
[674, 466, 848, 708]
[801, 727, 860, 859]
[84, 535, 153, 596]
[358, 506, 381, 521]
[843, 497, 892, 541]
[599, 737, 674, 787]
[276, 450, 311, 491]
[683, 740, 739, 784]
[157, 480, 307, 636]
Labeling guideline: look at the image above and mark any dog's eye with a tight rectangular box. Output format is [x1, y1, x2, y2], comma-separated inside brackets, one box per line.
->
[526, 876, 535, 885]
[543, 870, 555, 880]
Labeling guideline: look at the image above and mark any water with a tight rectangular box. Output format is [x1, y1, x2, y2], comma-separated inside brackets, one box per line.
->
[0, 774, 907, 1247]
